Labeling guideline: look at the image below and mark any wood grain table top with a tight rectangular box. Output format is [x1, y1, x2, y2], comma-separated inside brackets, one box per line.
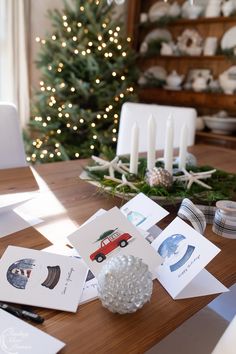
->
[0, 145, 235, 353]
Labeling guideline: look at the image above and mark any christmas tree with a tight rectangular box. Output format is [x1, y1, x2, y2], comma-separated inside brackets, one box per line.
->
[26, 0, 138, 163]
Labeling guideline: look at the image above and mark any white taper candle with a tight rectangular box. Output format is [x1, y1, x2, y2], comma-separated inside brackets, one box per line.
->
[164, 115, 174, 175]
[147, 115, 156, 171]
[129, 122, 139, 174]
[178, 123, 188, 170]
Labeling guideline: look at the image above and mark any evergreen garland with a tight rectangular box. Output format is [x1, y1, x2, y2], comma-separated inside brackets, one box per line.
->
[86, 158, 236, 206]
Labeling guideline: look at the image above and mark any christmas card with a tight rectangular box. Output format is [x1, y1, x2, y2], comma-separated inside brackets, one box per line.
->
[43, 244, 98, 305]
[0, 246, 88, 312]
[120, 192, 169, 231]
[0, 192, 42, 238]
[0, 309, 65, 354]
[0, 192, 37, 214]
[68, 207, 162, 278]
[151, 217, 228, 299]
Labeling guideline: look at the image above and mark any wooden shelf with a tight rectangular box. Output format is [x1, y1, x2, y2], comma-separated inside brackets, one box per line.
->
[196, 131, 236, 149]
[140, 55, 227, 61]
[171, 15, 236, 26]
[128, 0, 236, 149]
[140, 16, 236, 30]
[138, 88, 236, 110]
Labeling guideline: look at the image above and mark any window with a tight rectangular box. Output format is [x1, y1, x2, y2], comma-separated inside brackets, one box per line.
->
[0, 0, 7, 99]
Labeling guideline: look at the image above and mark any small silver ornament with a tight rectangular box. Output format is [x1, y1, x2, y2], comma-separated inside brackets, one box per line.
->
[186, 153, 197, 166]
[145, 167, 173, 188]
[175, 153, 197, 167]
[97, 255, 153, 314]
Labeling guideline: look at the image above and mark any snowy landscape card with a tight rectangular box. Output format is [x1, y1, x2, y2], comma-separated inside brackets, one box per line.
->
[120, 193, 169, 231]
[68, 207, 162, 278]
[151, 217, 228, 299]
[0, 246, 88, 312]
[44, 244, 98, 305]
[0, 309, 65, 354]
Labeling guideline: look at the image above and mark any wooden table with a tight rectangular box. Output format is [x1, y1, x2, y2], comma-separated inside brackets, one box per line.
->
[0, 145, 235, 353]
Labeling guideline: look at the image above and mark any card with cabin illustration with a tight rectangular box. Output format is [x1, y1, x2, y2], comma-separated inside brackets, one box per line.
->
[68, 207, 162, 278]
[0, 245, 88, 312]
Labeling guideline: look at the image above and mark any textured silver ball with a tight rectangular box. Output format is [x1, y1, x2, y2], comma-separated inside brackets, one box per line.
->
[145, 167, 173, 188]
[97, 255, 153, 314]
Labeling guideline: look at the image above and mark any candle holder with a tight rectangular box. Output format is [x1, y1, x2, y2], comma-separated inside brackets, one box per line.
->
[213, 200, 236, 239]
[81, 155, 236, 207]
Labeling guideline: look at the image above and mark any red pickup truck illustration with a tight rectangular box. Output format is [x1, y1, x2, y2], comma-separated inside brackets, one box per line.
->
[90, 228, 132, 263]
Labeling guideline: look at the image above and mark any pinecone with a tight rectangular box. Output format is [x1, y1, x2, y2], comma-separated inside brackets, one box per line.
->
[145, 167, 173, 189]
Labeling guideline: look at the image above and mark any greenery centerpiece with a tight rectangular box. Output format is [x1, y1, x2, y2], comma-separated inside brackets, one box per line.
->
[83, 155, 236, 206]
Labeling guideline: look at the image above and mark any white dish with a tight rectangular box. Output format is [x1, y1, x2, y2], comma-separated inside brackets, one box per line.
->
[193, 0, 208, 5]
[204, 116, 236, 134]
[221, 26, 236, 50]
[140, 29, 173, 54]
[219, 65, 236, 94]
[148, 1, 170, 22]
[138, 66, 167, 86]
[181, 0, 203, 19]
[196, 117, 205, 131]
[144, 66, 167, 81]
[144, 29, 172, 44]
[177, 29, 203, 56]
[164, 85, 182, 91]
[186, 69, 212, 83]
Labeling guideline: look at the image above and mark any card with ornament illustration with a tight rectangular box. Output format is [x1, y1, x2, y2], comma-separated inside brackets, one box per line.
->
[68, 207, 162, 279]
[0, 246, 88, 312]
[151, 217, 228, 299]
[120, 192, 169, 231]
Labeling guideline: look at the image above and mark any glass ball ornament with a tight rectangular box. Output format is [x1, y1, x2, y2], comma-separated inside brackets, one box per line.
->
[97, 255, 153, 314]
[186, 153, 197, 166]
[175, 153, 197, 167]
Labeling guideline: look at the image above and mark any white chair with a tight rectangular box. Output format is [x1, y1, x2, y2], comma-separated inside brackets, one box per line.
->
[0, 103, 27, 169]
[116, 102, 197, 156]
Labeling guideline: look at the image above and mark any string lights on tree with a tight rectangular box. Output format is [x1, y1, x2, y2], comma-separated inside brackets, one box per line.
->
[25, 0, 137, 163]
